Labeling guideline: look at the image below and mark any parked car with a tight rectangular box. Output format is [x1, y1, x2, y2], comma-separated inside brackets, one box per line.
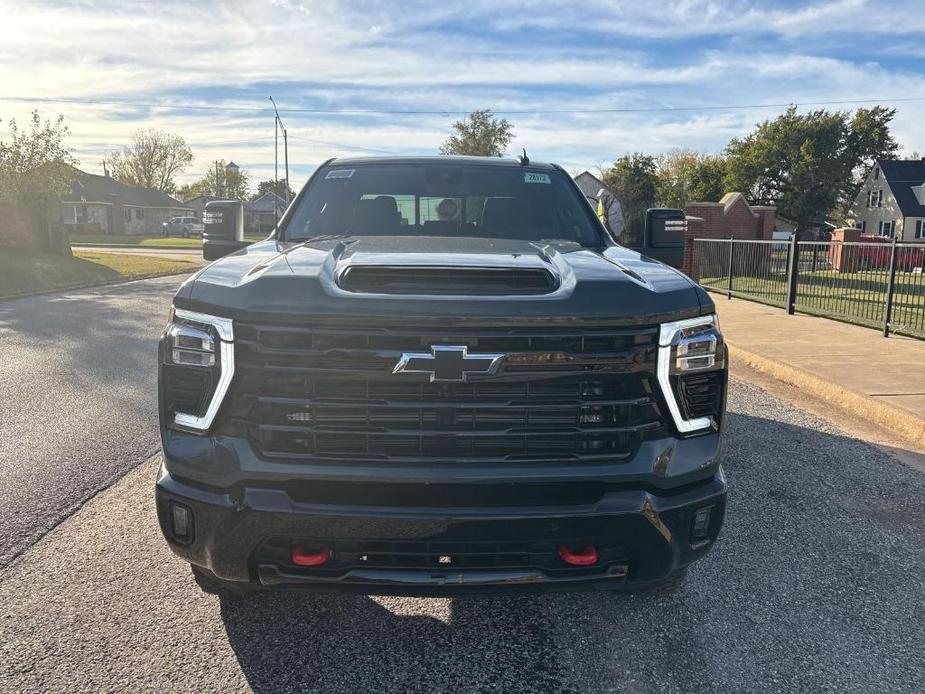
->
[156, 155, 728, 597]
[162, 216, 204, 238]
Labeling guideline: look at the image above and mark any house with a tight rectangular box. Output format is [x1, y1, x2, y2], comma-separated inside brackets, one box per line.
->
[182, 195, 222, 219]
[246, 192, 287, 234]
[61, 170, 192, 235]
[848, 158, 925, 241]
[573, 171, 624, 237]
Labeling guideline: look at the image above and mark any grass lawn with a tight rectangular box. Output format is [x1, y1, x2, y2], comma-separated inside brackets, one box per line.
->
[69, 234, 203, 249]
[0, 249, 201, 300]
[701, 268, 925, 336]
[70, 233, 269, 248]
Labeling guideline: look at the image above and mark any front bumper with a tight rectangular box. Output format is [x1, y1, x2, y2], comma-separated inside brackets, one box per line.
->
[155, 464, 727, 595]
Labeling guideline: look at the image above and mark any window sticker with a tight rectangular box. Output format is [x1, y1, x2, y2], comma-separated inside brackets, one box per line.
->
[524, 172, 551, 184]
[325, 169, 355, 179]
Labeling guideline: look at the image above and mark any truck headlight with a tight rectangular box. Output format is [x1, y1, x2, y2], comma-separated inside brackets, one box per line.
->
[159, 308, 234, 433]
[657, 314, 726, 434]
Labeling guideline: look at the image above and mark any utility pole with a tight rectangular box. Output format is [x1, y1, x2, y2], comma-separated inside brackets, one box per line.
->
[271, 100, 278, 229]
[269, 96, 290, 227]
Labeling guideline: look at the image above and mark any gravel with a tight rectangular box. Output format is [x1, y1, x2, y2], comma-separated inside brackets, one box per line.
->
[1, 376, 923, 692]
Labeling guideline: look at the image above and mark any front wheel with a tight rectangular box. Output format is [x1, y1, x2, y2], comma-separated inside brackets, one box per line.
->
[190, 564, 252, 597]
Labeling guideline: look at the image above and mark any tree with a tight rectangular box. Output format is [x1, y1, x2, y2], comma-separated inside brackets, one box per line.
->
[253, 179, 295, 202]
[105, 129, 193, 194]
[0, 111, 77, 254]
[439, 109, 514, 157]
[601, 153, 658, 248]
[725, 106, 898, 230]
[655, 149, 727, 209]
[175, 179, 211, 202]
[180, 160, 251, 200]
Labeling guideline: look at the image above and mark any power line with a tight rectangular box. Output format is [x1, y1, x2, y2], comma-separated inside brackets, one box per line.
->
[1, 94, 924, 116]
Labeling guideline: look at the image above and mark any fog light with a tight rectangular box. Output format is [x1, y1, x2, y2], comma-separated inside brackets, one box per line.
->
[169, 501, 193, 543]
[691, 506, 713, 541]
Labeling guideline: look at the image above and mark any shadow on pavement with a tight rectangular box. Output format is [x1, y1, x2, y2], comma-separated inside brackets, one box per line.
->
[219, 590, 574, 693]
[216, 405, 925, 693]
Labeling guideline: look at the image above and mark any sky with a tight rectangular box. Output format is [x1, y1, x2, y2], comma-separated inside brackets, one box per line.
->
[1, 0, 924, 192]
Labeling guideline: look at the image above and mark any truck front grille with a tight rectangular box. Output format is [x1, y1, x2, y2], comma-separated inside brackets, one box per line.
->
[221, 322, 666, 463]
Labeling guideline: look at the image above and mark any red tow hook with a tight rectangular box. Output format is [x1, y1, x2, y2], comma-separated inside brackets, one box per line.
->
[292, 545, 332, 567]
[558, 545, 599, 566]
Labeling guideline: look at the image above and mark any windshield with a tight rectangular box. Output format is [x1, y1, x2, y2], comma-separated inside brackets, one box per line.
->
[283, 163, 602, 247]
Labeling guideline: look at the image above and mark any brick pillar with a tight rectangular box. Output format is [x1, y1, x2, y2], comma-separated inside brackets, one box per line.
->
[830, 227, 861, 272]
[682, 216, 704, 278]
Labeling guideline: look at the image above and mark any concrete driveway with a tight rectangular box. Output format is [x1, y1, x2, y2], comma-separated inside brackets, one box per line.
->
[2, 380, 923, 693]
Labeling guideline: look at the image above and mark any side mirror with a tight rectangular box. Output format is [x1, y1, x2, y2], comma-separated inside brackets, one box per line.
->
[202, 200, 249, 261]
[644, 208, 686, 249]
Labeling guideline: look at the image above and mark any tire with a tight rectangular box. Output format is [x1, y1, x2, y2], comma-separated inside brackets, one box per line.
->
[183, 227, 190, 238]
[190, 564, 252, 597]
[616, 567, 687, 596]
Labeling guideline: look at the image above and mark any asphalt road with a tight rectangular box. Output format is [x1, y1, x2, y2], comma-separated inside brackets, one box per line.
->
[2, 379, 923, 693]
[0, 274, 187, 565]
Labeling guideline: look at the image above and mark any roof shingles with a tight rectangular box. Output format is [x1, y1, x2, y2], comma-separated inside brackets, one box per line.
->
[880, 159, 925, 218]
[61, 171, 188, 209]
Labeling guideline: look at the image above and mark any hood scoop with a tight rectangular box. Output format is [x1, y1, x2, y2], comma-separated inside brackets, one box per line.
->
[337, 265, 559, 295]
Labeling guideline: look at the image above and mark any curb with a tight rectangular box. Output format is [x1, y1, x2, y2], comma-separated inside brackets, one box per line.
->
[728, 343, 925, 448]
[0, 269, 196, 303]
[726, 342, 925, 448]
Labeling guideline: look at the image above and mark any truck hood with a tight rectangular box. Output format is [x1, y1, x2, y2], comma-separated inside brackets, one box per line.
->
[179, 236, 709, 326]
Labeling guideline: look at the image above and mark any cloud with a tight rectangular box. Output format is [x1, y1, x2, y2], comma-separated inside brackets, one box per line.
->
[0, 0, 922, 190]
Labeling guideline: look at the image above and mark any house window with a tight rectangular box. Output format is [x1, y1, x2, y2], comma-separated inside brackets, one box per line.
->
[135, 208, 144, 220]
[855, 220, 866, 232]
[122, 208, 131, 221]
[878, 220, 894, 237]
[916, 220, 925, 240]
[873, 167, 880, 180]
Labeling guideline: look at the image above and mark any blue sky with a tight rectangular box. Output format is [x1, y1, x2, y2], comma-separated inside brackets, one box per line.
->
[1, 0, 923, 190]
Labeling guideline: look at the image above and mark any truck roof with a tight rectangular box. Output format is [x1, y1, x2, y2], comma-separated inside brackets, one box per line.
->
[326, 155, 559, 170]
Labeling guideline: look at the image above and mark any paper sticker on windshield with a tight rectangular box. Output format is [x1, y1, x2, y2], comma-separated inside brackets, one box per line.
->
[524, 172, 551, 184]
[325, 169, 355, 179]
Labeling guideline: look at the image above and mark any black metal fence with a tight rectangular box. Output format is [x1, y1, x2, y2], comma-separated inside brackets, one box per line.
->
[693, 237, 925, 338]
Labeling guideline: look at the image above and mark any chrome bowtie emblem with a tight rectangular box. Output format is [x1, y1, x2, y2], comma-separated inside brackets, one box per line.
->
[392, 345, 505, 382]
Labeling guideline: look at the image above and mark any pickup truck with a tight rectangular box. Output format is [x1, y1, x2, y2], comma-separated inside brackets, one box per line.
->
[156, 155, 727, 596]
[162, 216, 204, 238]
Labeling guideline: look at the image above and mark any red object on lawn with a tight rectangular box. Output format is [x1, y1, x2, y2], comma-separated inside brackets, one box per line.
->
[558, 545, 598, 566]
[292, 546, 332, 566]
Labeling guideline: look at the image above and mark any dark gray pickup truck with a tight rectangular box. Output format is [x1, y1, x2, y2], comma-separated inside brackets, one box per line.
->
[156, 155, 727, 596]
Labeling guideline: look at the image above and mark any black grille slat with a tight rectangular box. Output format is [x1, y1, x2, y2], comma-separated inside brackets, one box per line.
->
[225, 323, 664, 462]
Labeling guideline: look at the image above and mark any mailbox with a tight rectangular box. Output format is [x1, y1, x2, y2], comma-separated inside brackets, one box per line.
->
[202, 200, 248, 261]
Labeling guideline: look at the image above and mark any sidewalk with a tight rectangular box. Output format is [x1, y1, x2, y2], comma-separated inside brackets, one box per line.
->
[713, 296, 925, 447]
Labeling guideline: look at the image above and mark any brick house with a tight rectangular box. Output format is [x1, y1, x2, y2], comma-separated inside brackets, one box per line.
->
[61, 170, 192, 236]
[848, 158, 925, 240]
